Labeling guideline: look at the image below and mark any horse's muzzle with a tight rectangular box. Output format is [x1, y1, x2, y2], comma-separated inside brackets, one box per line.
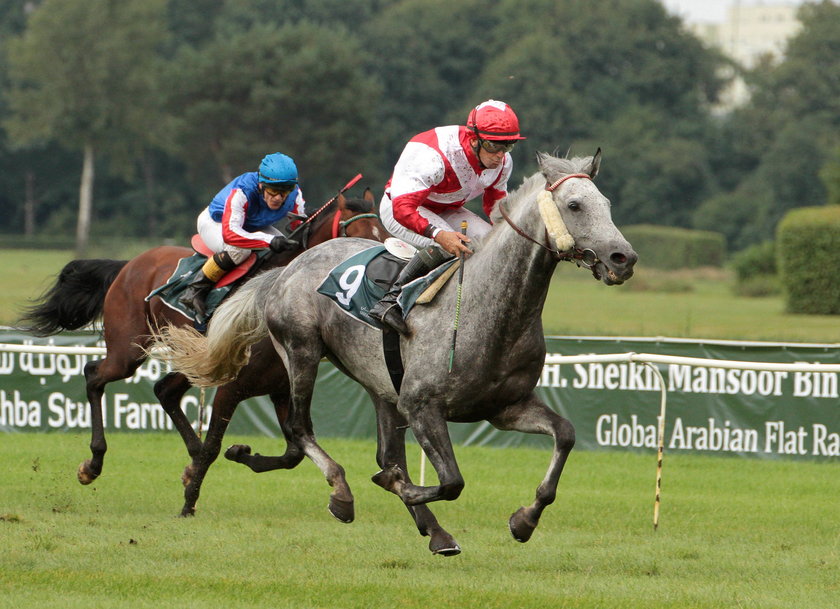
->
[598, 248, 637, 285]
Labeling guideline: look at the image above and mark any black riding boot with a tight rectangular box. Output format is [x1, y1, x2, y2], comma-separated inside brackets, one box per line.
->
[178, 252, 236, 323]
[369, 245, 451, 335]
[178, 272, 215, 322]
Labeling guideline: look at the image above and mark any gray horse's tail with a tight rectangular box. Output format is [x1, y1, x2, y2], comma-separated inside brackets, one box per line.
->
[149, 268, 282, 387]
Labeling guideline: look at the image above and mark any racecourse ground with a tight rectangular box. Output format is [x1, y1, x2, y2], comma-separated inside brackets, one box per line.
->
[1, 432, 836, 608]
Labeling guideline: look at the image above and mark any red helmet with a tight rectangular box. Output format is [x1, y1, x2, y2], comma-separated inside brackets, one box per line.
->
[466, 100, 526, 141]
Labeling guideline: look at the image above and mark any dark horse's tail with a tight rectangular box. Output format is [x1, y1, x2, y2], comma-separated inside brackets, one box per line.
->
[17, 259, 128, 337]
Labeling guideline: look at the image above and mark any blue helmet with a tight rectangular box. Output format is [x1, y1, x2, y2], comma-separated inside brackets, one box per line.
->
[258, 153, 298, 185]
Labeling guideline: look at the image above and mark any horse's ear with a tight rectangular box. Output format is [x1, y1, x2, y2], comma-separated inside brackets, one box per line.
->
[587, 148, 602, 179]
[363, 187, 375, 203]
[535, 151, 551, 177]
[337, 192, 346, 207]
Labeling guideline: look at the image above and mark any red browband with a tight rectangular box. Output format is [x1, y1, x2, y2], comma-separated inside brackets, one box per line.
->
[546, 173, 591, 192]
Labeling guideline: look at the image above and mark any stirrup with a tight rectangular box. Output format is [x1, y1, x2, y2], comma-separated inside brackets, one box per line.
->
[375, 302, 409, 335]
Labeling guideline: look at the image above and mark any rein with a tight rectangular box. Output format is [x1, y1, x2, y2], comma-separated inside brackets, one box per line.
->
[498, 173, 598, 268]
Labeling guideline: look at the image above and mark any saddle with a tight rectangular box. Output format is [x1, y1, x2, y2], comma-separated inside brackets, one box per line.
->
[189, 235, 257, 288]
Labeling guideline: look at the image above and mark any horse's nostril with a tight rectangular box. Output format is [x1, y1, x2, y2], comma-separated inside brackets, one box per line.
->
[611, 253, 627, 264]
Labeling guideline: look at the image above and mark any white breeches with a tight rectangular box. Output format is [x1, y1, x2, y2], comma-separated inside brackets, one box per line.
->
[197, 209, 282, 265]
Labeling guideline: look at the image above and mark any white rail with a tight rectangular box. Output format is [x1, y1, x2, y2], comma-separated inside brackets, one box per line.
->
[5, 342, 840, 530]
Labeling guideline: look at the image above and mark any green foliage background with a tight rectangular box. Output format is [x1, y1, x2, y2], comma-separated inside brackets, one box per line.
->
[1, 0, 838, 251]
[777, 205, 840, 314]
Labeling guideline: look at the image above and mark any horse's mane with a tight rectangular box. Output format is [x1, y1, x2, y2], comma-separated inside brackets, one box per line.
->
[486, 152, 596, 227]
[344, 196, 376, 213]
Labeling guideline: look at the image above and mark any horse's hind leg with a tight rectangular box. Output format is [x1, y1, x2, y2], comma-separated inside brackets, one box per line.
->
[79, 353, 144, 484]
[179, 391, 237, 516]
[489, 393, 575, 543]
[155, 371, 204, 485]
[282, 345, 354, 524]
[372, 397, 460, 556]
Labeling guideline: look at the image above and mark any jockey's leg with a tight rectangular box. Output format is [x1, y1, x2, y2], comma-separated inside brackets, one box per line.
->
[369, 245, 452, 335]
[178, 251, 236, 323]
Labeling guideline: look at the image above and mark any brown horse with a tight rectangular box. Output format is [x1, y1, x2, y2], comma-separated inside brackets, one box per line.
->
[18, 190, 387, 513]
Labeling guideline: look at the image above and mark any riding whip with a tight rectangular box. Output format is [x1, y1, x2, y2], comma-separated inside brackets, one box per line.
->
[448, 221, 467, 373]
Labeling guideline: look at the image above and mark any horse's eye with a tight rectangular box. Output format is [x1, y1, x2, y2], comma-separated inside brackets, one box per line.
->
[568, 201, 581, 211]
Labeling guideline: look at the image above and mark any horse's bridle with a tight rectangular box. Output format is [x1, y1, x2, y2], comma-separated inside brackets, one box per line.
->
[498, 173, 599, 269]
[332, 210, 379, 238]
[286, 190, 378, 246]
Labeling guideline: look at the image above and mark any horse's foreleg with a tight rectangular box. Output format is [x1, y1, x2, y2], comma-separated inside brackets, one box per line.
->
[284, 350, 354, 523]
[372, 398, 460, 556]
[489, 393, 575, 543]
[224, 391, 305, 472]
[180, 395, 236, 516]
[372, 402, 464, 506]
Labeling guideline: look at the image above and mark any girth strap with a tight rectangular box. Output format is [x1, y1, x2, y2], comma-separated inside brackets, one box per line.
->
[382, 328, 404, 394]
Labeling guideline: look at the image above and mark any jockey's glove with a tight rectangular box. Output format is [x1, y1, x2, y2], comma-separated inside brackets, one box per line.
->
[269, 234, 300, 252]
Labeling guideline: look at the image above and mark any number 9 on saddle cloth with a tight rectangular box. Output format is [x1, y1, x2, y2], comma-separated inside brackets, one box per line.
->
[316, 242, 458, 330]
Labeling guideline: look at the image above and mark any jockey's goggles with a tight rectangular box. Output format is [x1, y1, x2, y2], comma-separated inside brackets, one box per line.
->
[262, 182, 296, 197]
[479, 139, 517, 154]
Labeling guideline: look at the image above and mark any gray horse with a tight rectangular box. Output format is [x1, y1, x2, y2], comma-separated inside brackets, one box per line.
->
[152, 150, 637, 555]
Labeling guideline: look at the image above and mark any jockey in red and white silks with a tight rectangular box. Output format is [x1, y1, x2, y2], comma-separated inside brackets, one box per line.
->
[380, 123, 512, 251]
[369, 100, 526, 335]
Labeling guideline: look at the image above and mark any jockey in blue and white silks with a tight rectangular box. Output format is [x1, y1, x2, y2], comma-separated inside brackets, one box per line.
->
[202, 170, 306, 254]
[181, 152, 306, 322]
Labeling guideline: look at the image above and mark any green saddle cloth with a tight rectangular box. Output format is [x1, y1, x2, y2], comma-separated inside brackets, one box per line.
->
[316, 245, 457, 329]
[145, 254, 234, 325]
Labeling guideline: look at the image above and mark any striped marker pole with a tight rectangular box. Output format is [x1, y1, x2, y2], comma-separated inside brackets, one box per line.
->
[650, 363, 667, 530]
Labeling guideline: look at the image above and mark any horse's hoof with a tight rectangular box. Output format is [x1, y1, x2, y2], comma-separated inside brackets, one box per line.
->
[180, 506, 196, 518]
[224, 444, 251, 463]
[77, 460, 98, 485]
[328, 497, 355, 523]
[371, 465, 404, 491]
[508, 506, 538, 543]
[181, 464, 197, 487]
[429, 533, 461, 556]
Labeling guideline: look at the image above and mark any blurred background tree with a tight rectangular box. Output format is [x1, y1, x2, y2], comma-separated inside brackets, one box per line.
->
[0, 0, 837, 254]
[3, 0, 170, 256]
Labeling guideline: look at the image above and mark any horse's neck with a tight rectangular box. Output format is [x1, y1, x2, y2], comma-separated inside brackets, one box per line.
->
[468, 201, 555, 325]
[306, 202, 339, 247]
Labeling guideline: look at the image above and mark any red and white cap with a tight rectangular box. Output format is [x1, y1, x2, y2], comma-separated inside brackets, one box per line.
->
[466, 100, 526, 141]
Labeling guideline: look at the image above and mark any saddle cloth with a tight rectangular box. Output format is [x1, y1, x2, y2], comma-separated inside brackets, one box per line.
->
[316, 245, 458, 329]
[145, 248, 271, 327]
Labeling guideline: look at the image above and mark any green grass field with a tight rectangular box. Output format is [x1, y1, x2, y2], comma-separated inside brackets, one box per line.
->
[2, 251, 839, 607]
[4, 248, 840, 343]
[1, 433, 837, 609]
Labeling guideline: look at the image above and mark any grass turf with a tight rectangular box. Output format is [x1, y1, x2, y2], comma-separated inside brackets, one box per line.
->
[1, 433, 837, 608]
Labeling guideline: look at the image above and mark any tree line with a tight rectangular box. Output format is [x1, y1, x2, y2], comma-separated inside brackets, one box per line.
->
[1, 0, 838, 255]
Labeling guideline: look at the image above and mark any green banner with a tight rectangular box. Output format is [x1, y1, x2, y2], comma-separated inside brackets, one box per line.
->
[1, 331, 837, 461]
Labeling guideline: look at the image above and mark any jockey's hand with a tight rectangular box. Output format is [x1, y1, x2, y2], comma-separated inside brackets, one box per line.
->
[434, 230, 473, 256]
[269, 234, 300, 253]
